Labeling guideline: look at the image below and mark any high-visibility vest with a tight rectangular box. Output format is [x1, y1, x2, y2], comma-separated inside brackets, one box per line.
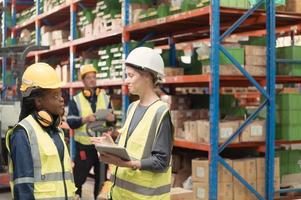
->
[5, 115, 76, 200]
[73, 90, 109, 145]
[111, 100, 172, 200]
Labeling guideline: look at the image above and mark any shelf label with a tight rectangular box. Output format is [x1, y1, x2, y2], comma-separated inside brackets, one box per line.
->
[196, 167, 205, 178]
[251, 125, 263, 137]
[220, 128, 233, 139]
[157, 17, 166, 24]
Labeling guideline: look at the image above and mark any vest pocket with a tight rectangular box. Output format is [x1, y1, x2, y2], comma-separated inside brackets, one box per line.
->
[34, 182, 57, 197]
[125, 169, 154, 188]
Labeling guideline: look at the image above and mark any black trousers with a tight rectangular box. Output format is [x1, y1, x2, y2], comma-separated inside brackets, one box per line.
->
[73, 141, 102, 200]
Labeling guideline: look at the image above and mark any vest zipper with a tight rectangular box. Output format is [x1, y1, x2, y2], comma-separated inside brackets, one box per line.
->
[61, 162, 68, 200]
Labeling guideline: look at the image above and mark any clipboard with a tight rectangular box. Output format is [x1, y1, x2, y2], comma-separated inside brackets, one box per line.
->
[96, 145, 131, 161]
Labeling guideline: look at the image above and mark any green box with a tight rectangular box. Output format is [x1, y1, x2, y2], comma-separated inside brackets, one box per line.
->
[277, 46, 301, 60]
[240, 36, 266, 46]
[276, 110, 301, 125]
[276, 93, 301, 110]
[277, 46, 301, 76]
[276, 150, 301, 177]
[276, 124, 301, 141]
[220, 0, 229, 7]
[201, 47, 245, 65]
[277, 64, 301, 76]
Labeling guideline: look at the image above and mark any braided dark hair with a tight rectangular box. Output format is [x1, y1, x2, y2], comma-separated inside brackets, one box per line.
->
[19, 89, 45, 121]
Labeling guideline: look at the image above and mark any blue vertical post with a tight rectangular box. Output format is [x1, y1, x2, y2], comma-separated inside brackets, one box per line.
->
[70, 3, 77, 82]
[11, 0, 17, 45]
[265, 0, 276, 199]
[209, 0, 220, 199]
[69, 3, 77, 160]
[2, 0, 7, 99]
[122, 0, 130, 123]
[35, 0, 41, 46]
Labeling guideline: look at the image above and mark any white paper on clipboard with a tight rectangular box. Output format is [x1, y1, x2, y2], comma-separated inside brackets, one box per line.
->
[96, 145, 131, 161]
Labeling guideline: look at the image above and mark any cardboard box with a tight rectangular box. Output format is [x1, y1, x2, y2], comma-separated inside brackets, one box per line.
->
[240, 120, 266, 142]
[281, 173, 301, 188]
[171, 187, 193, 200]
[192, 158, 233, 183]
[183, 121, 198, 142]
[84, 23, 93, 37]
[52, 30, 69, 40]
[193, 182, 233, 200]
[245, 65, 266, 76]
[245, 55, 266, 66]
[233, 179, 257, 200]
[256, 157, 280, 180]
[202, 65, 242, 76]
[197, 120, 240, 144]
[256, 178, 280, 197]
[233, 158, 256, 181]
[244, 45, 266, 56]
[164, 67, 184, 76]
[279, 0, 301, 12]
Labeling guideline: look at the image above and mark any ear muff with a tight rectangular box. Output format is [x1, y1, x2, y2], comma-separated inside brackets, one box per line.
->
[83, 88, 100, 97]
[36, 110, 61, 128]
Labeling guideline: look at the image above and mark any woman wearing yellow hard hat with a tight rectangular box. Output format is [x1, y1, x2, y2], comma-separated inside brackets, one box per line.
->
[5, 62, 76, 200]
[91, 47, 174, 200]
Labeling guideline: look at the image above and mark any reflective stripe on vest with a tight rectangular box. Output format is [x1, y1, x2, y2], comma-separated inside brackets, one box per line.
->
[112, 100, 172, 199]
[74, 91, 109, 145]
[111, 174, 171, 196]
[6, 115, 76, 199]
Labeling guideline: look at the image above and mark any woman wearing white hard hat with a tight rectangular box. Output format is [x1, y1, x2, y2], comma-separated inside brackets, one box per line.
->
[5, 63, 76, 200]
[91, 47, 174, 200]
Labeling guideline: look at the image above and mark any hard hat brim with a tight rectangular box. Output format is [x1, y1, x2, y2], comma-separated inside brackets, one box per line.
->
[20, 81, 65, 97]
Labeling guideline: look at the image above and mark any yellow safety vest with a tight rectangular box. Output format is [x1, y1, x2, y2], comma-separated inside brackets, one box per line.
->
[111, 100, 172, 200]
[5, 115, 76, 200]
[73, 90, 109, 145]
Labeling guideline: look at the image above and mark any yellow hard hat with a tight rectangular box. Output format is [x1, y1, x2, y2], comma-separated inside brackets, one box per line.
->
[20, 62, 64, 96]
[80, 64, 96, 79]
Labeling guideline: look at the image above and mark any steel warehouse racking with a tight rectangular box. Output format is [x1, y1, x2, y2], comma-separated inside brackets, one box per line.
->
[1, 0, 301, 198]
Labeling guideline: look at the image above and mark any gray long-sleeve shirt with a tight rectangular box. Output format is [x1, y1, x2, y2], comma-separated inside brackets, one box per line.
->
[118, 104, 174, 172]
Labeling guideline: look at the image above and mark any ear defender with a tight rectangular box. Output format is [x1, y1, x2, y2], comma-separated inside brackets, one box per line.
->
[83, 88, 100, 97]
[36, 110, 61, 128]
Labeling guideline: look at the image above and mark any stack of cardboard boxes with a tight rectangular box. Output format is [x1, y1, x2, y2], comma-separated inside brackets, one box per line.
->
[191, 157, 280, 200]
[41, 26, 69, 46]
[244, 45, 266, 76]
[277, 0, 301, 13]
[192, 159, 234, 200]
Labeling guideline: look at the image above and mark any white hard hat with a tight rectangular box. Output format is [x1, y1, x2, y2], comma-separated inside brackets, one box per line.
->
[125, 47, 165, 77]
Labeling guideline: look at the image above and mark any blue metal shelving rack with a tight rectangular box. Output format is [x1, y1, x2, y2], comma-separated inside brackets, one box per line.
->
[122, 0, 277, 199]
[210, 0, 275, 199]
[1, 0, 7, 99]
[122, 0, 130, 122]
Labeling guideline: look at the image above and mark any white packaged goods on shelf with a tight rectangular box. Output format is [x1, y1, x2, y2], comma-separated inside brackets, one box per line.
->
[100, 66, 109, 71]
[110, 47, 120, 53]
[100, 55, 110, 59]
[113, 53, 122, 58]
[111, 60, 122, 65]
[98, 61, 107, 66]
[98, 50, 107, 55]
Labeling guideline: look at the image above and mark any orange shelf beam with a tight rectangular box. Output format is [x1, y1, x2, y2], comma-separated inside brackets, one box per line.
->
[27, 29, 122, 57]
[63, 79, 124, 89]
[173, 139, 210, 151]
[174, 139, 301, 152]
[70, 29, 122, 46]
